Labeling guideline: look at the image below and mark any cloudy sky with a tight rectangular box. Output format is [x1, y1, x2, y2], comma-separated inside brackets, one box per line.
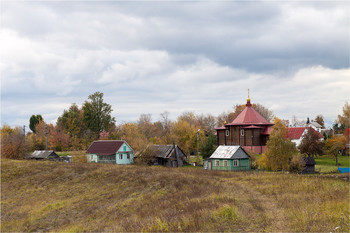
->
[1, 0, 349, 129]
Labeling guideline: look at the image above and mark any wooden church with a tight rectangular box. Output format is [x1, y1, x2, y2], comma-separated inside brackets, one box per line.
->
[216, 93, 273, 154]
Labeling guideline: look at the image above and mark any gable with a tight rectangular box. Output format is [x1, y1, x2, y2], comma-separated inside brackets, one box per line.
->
[210, 146, 249, 159]
[117, 141, 133, 153]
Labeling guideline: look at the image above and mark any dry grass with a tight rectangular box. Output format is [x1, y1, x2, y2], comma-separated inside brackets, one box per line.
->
[1, 159, 349, 232]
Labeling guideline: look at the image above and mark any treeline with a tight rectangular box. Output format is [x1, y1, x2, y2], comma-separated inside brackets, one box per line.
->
[1, 92, 274, 159]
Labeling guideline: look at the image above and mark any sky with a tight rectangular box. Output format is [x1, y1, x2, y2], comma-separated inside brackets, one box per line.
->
[1, 0, 349, 130]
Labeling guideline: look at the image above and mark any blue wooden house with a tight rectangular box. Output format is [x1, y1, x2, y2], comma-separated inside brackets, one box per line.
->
[86, 140, 134, 164]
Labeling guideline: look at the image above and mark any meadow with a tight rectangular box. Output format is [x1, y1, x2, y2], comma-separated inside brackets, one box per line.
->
[1, 159, 349, 232]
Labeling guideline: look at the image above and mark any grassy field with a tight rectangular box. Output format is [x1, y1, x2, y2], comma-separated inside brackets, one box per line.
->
[315, 155, 350, 173]
[1, 159, 349, 232]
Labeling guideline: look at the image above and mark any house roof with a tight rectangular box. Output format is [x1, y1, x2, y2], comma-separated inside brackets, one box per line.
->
[153, 145, 187, 159]
[86, 140, 127, 156]
[29, 150, 59, 159]
[226, 99, 273, 126]
[303, 156, 316, 166]
[210, 146, 250, 159]
[287, 127, 306, 140]
[287, 127, 323, 140]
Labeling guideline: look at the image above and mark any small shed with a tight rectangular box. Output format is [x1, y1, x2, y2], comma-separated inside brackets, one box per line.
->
[86, 140, 134, 165]
[302, 157, 316, 174]
[153, 144, 187, 167]
[205, 145, 250, 171]
[28, 150, 60, 161]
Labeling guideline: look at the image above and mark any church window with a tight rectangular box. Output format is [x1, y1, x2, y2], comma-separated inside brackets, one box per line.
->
[225, 130, 229, 136]
[241, 129, 245, 136]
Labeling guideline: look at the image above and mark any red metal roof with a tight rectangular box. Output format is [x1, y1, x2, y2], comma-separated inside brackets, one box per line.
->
[86, 140, 125, 155]
[287, 127, 306, 140]
[227, 103, 273, 126]
[287, 127, 323, 140]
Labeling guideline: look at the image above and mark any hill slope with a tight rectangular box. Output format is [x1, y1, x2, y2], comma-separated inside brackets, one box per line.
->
[1, 159, 349, 232]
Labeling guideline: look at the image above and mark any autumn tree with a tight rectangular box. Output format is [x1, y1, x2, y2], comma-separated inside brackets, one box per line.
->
[57, 103, 86, 138]
[121, 123, 149, 153]
[315, 115, 325, 128]
[298, 128, 324, 157]
[263, 118, 298, 171]
[325, 136, 347, 165]
[1, 125, 27, 159]
[29, 114, 43, 133]
[83, 92, 116, 138]
[336, 101, 350, 132]
[171, 120, 197, 155]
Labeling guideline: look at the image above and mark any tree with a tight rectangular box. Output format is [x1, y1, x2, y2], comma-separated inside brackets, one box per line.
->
[291, 115, 306, 127]
[306, 117, 310, 124]
[29, 114, 43, 133]
[337, 101, 350, 130]
[325, 136, 347, 165]
[83, 92, 116, 138]
[1, 125, 27, 159]
[57, 103, 86, 138]
[264, 118, 298, 171]
[201, 132, 217, 159]
[315, 115, 325, 128]
[298, 128, 324, 157]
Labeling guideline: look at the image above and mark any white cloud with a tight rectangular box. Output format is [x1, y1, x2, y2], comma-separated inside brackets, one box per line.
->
[1, 1, 349, 129]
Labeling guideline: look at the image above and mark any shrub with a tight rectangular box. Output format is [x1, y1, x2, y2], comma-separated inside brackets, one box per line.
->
[289, 155, 306, 173]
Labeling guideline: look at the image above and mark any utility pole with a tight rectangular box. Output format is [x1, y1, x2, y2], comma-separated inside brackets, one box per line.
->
[23, 125, 26, 144]
[197, 129, 200, 165]
[45, 125, 48, 150]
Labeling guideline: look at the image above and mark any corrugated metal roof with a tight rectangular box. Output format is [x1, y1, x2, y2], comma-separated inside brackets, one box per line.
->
[209, 146, 249, 159]
[86, 140, 126, 156]
[30, 150, 58, 159]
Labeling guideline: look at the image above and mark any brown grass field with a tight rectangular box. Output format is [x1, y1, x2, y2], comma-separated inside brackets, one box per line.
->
[1, 159, 349, 232]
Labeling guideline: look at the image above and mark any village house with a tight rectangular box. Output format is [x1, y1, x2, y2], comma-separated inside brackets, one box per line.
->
[287, 127, 323, 147]
[153, 144, 187, 167]
[204, 145, 250, 171]
[86, 140, 134, 164]
[216, 95, 273, 154]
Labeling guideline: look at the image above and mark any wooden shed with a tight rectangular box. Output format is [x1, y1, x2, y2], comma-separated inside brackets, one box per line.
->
[205, 145, 250, 171]
[86, 140, 134, 165]
[302, 157, 316, 174]
[28, 150, 60, 161]
[153, 144, 187, 167]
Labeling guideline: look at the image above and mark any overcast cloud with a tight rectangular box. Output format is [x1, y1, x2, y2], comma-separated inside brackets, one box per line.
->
[1, 1, 349, 129]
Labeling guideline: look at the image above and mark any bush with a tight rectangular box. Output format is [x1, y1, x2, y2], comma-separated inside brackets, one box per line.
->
[289, 155, 306, 173]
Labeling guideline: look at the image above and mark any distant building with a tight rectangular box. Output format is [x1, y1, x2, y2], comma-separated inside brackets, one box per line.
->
[302, 157, 316, 174]
[28, 150, 60, 160]
[86, 140, 134, 164]
[287, 127, 323, 147]
[153, 144, 187, 167]
[215, 95, 273, 154]
[204, 146, 250, 171]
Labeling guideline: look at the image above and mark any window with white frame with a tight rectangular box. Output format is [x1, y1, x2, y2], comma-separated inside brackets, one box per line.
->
[225, 130, 229, 136]
[215, 160, 220, 167]
[119, 154, 123, 160]
[240, 129, 244, 136]
[233, 160, 239, 167]
[223, 160, 228, 167]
